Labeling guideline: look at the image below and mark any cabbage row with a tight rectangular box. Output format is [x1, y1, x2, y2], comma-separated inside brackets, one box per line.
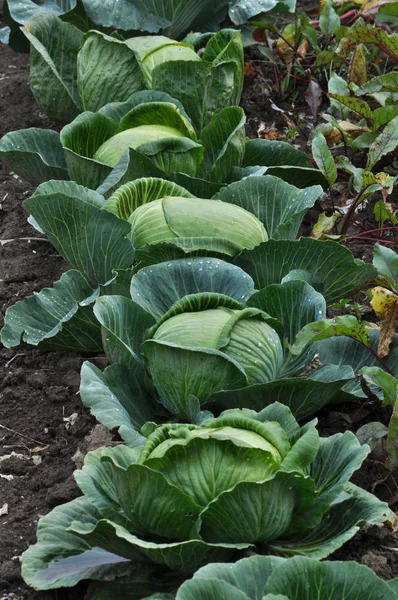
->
[1, 15, 397, 600]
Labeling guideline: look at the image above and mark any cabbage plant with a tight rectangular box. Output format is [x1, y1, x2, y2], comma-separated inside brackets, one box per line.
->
[1, 177, 379, 424]
[0, 91, 326, 191]
[1, 0, 295, 52]
[169, 555, 398, 600]
[21, 404, 394, 591]
[84, 259, 356, 426]
[5, 11, 243, 127]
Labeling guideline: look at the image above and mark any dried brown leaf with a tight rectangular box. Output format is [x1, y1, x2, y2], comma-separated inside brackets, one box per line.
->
[371, 287, 398, 357]
[257, 122, 282, 140]
[379, 300, 398, 357]
[297, 38, 309, 59]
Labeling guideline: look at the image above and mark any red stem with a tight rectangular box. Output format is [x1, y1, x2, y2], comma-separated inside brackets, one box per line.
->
[348, 226, 398, 238]
[340, 194, 361, 235]
[273, 64, 281, 97]
[345, 236, 395, 244]
[340, 8, 357, 20]
[365, 345, 395, 377]
[379, 45, 398, 63]
[310, 8, 357, 26]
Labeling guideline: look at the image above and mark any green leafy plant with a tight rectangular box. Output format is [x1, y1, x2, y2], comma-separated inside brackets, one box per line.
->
[369, 243, 398, 357]
[356, 366, 398, 470]
[0, 0, 296, 52]
[165, 555, 398, 600]
[21, 404, 393, 591]
[12, 16, 244, 126]
[311, 129, 397, 234]
[291, 312, 398, 401]
[336, 24, 398, 65]
[373, 242, 398, 294]
[0, 92, 327, 191]
[321, 27, 398, 166]
[354, 244, 398, 469]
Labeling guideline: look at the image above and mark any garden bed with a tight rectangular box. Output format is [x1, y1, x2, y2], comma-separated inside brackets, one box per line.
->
[0, 2, 397, 598]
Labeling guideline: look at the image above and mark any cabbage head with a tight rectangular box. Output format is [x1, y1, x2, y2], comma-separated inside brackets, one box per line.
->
[129, 196, 267, 252]
[142, 299, 282, 414]
[93, 101, 202, 175]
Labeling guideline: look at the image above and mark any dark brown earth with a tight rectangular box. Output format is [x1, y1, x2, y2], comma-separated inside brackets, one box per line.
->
[0, 2, 397, 599]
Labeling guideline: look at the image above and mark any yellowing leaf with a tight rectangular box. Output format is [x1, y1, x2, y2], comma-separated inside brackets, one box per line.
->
[370, 286, 398, 357]
[311, 211, 340, 238]
[324, 126, 343, 144]
[336, 121, 371, 138]
[360, 0, 398, 16]
[360, 171, 394, 200]
[274, 24, 298, 63]
[371, 286, 398, 319]
[348, 44, 367, 86]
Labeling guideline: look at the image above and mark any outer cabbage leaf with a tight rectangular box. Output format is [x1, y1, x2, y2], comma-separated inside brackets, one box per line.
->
[229, 0, 296, 24]
[21, 497, 131, 590]
[130, 258, 255, 320]
[60, 111, 118, 188]
[5, 0, 76, 24]
[24, 181, 135, 286]
[0, 128, 68, 185]
[269, 483, 393, 558]
[1, 270, 101, 351]
[316, 331, 398, 398]
[24, 11, 83, 123]
[212, 365, 355, 420]
[79, 362, 155, 447]
[77, 31, 145, 112]
[215, 177, 323, 240]
[248, 281, 325, 377]
[93, 295, 155, 369]
[176, 555, 398, 600]
[200, 106, 246, 182]
[241, 139, 326, 189]
[235, 238, 377, 304]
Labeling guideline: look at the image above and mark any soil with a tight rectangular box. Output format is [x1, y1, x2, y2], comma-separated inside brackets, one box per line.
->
[0, 2, 398, 599]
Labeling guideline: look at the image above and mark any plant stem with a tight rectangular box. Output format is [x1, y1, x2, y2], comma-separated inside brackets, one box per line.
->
[365, 345, 396, 377]
[340, 193, 361, 234]
[345, 237, 394, 245]
[273, 64, 281, 97]
[378, 45, 398, 63]
[329, 183, 336, 212]
[347, 226, 398, 238]
[340, 9, 357, 21]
